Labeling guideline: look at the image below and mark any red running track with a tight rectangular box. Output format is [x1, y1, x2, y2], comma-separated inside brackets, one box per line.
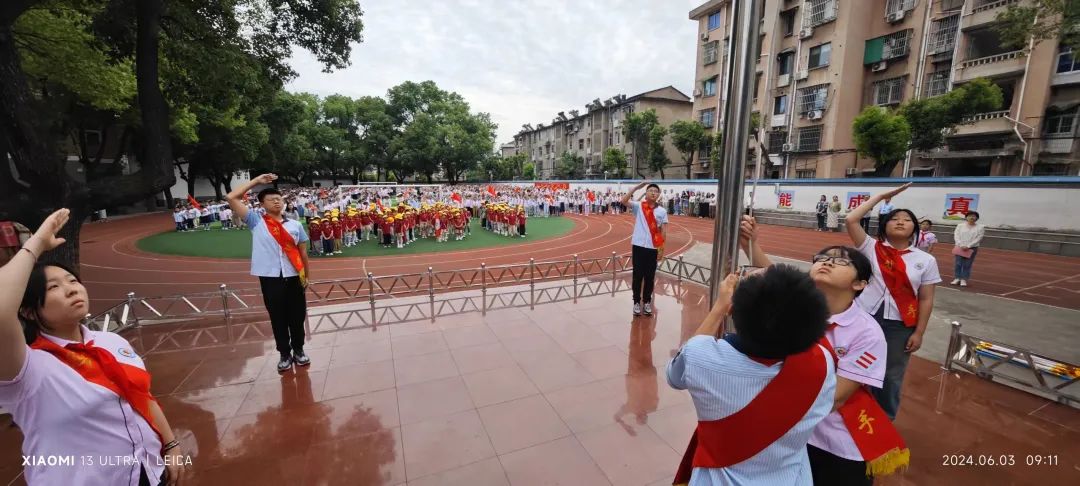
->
[78, 212, 1080, 312]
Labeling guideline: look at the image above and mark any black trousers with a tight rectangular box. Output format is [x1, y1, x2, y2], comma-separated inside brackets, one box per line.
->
[816, 214, 826, 230]
[807, 444, 873, 486]
[631, 245, 659, 304]
[259, 275, 308, 356]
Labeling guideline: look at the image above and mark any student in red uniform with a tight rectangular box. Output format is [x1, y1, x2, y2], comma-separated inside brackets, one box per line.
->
[2, 209, 188, 485]
[518, 206, 527, 237]
[320, 218, 335, 255]
[330, 217, 344, 254]
[308, 217, 323, 256]
[393, 215, 405, 248]
[379, 214, 393, 248]
[360, 211, 372, 241]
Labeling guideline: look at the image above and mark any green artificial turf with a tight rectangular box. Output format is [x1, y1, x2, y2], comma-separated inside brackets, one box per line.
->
[136, 217, 575, 259]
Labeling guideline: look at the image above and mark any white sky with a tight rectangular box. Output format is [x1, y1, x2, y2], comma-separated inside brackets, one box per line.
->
[285, 0, 701, 145]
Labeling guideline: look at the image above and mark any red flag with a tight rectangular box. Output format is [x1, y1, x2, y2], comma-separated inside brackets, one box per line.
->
[487, 185, 496, 197]
[451, 192, 463, 204]
[376, 199, 386, 211]
[587, 190, 596, 203]
[187, 195, 202, 210]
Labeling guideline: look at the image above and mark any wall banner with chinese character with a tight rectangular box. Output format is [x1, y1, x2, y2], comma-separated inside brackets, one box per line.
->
[943, 193, 979, 220]
[845, 192, 871, 212]
[777, 191, 795, 210]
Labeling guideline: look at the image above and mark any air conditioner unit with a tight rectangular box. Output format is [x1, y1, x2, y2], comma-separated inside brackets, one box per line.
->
[694, 88, 703, 97]
[795, 70, 809, 80]
[799, 27, 813, 39]
[782, 143, 793, 152]
[929, 45, 950, 55]
[845, 167, 858, 175]
[701, 32, 710, 42]
[871, 61, 888, 72]
[777, 74, 791, 87]
[886, 10, 905, 23]
[808, 110, 824, 120]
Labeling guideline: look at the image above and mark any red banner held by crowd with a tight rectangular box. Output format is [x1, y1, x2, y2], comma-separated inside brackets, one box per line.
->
[487, 185, 497, 197]
[451, 192, 463, 204]
[534, 182, 569, 191]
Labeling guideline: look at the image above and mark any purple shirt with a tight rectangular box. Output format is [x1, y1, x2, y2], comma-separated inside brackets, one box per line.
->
[807, 303, 888, 460]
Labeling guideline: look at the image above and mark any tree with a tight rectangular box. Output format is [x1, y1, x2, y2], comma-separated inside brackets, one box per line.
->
[621, 109, 661, 177]
[602, 148, 627, 179]
[522, 162, 536, 180]
[646, 125, 670, 179]
[994, 0, 1079, 52]
[900, 78, 1003, 153]
[709, 132, 723, 178]
[504, 153, 528, 179]
[853, 106, 912, 176]
[555, 151, 584, 179]
[353, 95, 395, 182]
[669, 120, 706, 179]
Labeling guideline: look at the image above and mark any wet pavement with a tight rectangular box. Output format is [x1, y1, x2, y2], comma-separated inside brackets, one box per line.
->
[1, 275, 1077, 485]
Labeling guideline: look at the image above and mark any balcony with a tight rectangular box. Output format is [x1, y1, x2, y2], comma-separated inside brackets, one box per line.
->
[962, 0, 1023, 30]
[954, 50, 1026, 82]
[1051, 70, 1080, 87]
[952, 110, 1014, 136]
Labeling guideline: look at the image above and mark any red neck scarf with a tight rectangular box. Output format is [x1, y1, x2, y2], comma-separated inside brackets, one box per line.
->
[641, 200, 665, 249]
[873, 240, 918, 326]
[673, 341, 828, 484]
[821, 331, 910, 476]
[264, 215, 307, 287]
[30, 334, 162, 441]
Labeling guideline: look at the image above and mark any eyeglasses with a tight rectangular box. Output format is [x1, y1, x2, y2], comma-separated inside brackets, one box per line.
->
[812, 255, 853, 266]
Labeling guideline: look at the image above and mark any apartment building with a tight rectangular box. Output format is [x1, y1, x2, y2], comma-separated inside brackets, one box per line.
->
[507, 86, 692, 179]
[689, 0, 1079, 178]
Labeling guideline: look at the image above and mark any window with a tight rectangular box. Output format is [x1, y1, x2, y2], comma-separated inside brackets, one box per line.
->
[768, 130, 788, 153]
[1044, 108, 1077, 136]
[1058, 47, 1079, 74]
[805, 0, 837, 27]
[873, 76, 906, 105]
[778, 52, 795, 75]
[578, 139, 584, 150]
[796, 169, 816, 179]
[781, 9, 796, 36]
[885, 0, 915, 15]
[928, 15, 959, 54]
[798, 84, 829, 114]
[1033, 163, 1070, 176]
[708, 12, 722, 31]
[774, 95, 789, 115]
[797, 125, 823, 152]
[865, 29, 913, 64]
[700, 109, 716, 128]
[808, 43, 831, 69]
[704, 41, 719, 65]
[698, 142, 711, 161]
[703, 76, 718, 97]
[754, 73, 762, 101]
[925, 71, 949, 97]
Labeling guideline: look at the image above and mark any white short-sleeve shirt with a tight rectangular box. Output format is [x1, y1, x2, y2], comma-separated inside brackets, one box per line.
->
[0, 326, 164, 485]
[629, 200, 668, 250]
[667, 336, 835, 485]
[855, 237, 941, 321]
[807, 304, 888, 460]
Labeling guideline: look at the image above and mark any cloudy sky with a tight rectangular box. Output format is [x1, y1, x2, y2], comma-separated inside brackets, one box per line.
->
[285, 0, 702, 145]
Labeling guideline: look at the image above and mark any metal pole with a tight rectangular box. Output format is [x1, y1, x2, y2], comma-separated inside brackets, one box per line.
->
[481, 262, 487, 316]
[219, 284, 230, 320]
[428, 267, 436, 322]
[127, 292, 139, 327]
[529, 258, 536, 310]
[677, 255, 684, 283]
[367, 272, 377, 326]
[944, 321, 961, 372]
[573, 254, 579, 301]
[610, 251, 617, 296]
[709, 0, 761, 309]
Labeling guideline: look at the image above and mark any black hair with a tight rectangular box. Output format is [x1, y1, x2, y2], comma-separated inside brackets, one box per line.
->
[814, 245, 873, 297]
[880, 208, 920, 245]
[731, 264, 829, 359]
[19, 262, 82, 344]
[257, 187, 282, 203]
[965, 211, 980, 221]
[919, 219, 932, 228]
[646, 183, 660, 192]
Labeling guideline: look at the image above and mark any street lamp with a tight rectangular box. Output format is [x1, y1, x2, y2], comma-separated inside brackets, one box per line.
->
[604, 170, 609, 180]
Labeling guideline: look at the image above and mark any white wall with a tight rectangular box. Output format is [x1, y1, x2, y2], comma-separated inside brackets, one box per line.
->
[499, 179, 1080, 232]
[170, 168, 251, 200]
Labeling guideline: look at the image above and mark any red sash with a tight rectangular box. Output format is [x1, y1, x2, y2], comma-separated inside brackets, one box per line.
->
[263, 215, 307, 286]
[641, 201, 665, 249]
[873, 241, 917, 326]
[30, 335, 162, 442]
[820, 333, 910, 476]
[673, 342, 828, 484]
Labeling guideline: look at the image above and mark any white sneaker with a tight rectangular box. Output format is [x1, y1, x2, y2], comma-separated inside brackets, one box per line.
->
[951, 279, 961, 285]
[643, 303, 653, 316]
[633, 303, 642, 316]
[960, 280, 968, 287]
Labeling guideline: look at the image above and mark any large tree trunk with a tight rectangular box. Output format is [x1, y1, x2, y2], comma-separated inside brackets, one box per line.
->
[186, 177, 195, 198]
[685, 157, 692, 179]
